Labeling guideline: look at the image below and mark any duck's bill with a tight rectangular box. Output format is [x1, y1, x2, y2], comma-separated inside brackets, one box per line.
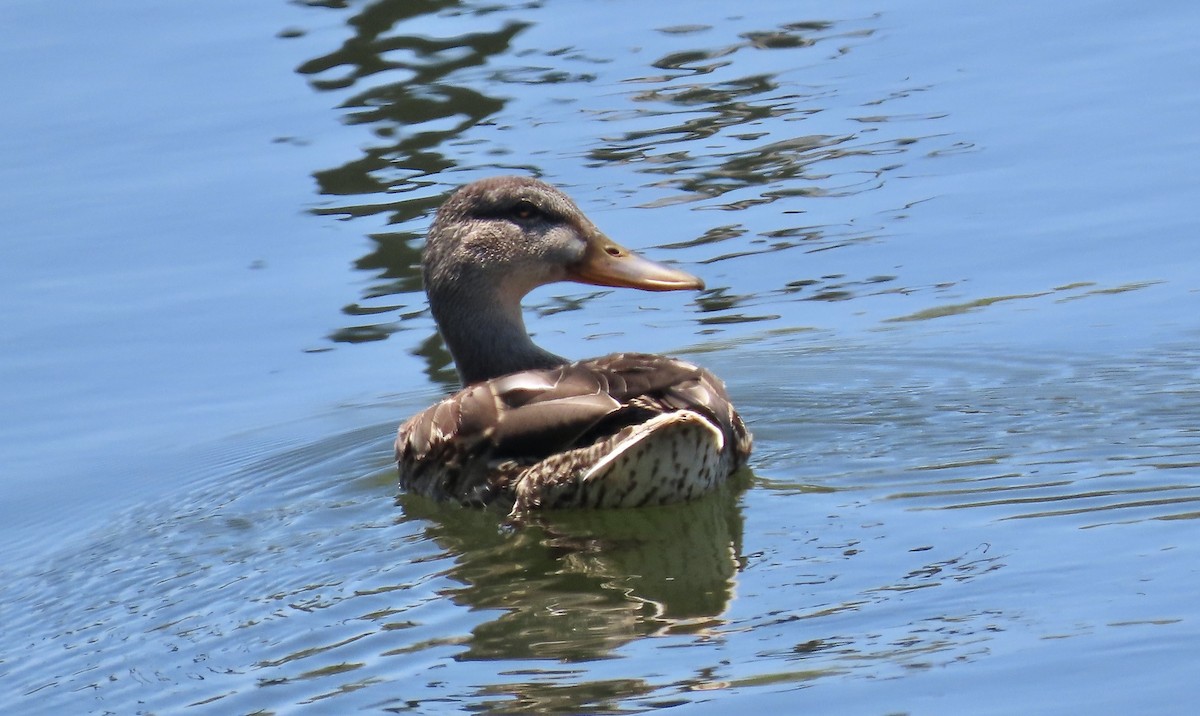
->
[568, 237, 705, 292]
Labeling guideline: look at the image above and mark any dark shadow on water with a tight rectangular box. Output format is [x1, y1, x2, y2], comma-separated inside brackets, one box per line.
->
[289, 1, 920, 346]
[297, 0, 531, 344]
[396, 469, 751, 663]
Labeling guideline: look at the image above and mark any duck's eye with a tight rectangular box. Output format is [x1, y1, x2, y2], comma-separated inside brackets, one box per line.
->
[512, 201, 540, 221]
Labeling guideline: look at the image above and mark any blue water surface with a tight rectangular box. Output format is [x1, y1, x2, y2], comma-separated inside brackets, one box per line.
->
[1, 0, 1198, 713]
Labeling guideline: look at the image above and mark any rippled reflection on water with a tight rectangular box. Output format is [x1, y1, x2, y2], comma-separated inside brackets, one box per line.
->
[5, 0, 1200, 713]
[6, 341, 1197, 713]
[298, 1, 947, 353]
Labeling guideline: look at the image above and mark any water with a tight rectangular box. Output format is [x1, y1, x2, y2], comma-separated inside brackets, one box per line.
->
[2, 0, 1198, 713]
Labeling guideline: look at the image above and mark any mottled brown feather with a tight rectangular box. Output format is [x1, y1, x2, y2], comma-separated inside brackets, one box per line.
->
[396, 353, 750, 510]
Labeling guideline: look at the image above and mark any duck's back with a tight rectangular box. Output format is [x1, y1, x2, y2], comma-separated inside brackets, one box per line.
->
[396, 353, 751, 512]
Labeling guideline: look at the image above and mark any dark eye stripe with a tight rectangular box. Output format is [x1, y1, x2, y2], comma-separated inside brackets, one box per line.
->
[470, 199, 550, 222]
[511, 200, 544, 221]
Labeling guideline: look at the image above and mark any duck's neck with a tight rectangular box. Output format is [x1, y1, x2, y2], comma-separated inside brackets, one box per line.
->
[429, 280, 568, 386]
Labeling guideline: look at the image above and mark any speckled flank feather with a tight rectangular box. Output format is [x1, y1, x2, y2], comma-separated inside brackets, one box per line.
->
[513, 412, 729, 510]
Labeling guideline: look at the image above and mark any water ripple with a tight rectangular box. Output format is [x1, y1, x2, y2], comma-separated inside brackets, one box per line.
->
[721, 338, 1200, 528]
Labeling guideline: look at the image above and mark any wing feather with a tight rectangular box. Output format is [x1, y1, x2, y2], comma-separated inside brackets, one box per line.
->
[396, 352, 750, 505]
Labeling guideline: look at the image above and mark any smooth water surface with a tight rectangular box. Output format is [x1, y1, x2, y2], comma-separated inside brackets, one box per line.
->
[2, 0, 1198, 713]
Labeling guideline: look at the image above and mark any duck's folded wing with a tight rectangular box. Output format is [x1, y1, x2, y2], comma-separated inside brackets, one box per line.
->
[581, 354, 747, 454]
[396, 364, 624, 468]
[396, 353, 750, 503]
[577, 352, 706, 400]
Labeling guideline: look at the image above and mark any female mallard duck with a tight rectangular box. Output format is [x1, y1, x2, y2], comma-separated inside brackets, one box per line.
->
[396, 176, 751, 512]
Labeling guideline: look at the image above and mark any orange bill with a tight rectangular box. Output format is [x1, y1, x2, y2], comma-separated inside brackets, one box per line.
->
[568, 235, 705, 292]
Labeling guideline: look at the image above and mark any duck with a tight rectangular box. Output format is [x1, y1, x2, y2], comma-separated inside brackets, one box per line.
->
[396, 176, 751, 513]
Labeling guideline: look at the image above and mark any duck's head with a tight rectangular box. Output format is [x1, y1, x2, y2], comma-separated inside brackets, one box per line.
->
[422, 176, 705, 384]
[424, 175, 704, 302]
